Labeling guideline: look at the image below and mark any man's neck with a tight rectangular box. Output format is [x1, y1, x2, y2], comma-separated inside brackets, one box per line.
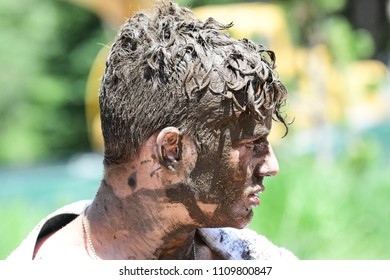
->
[86, 179, 197, 259]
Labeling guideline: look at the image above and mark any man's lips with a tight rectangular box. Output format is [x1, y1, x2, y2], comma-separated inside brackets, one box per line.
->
[247, 185, 265, 207]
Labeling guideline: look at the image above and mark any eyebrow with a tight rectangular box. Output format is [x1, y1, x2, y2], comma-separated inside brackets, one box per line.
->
[253, 126, 270, 137]
[239, 126, 270, 143]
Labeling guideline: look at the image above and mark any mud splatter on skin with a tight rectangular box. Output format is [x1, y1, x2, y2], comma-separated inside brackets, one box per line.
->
[96, 180, 201, 259]
[96, 180, 163, 233]
[128, 172, 137, 189]
[165, 183, 209, 224]
[99, 179, 208, 233]
[149, 155, 161, 178]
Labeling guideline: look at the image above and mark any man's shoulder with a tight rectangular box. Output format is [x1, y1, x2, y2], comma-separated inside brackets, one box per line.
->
[6, 200, 91, 260]
[198, 227, 297, 260]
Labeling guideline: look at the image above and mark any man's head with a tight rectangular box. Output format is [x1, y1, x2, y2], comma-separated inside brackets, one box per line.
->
[99, 1, 288, 166]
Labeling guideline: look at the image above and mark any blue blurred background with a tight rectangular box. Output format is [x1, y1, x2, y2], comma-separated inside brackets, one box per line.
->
[1, 0, 389, 259]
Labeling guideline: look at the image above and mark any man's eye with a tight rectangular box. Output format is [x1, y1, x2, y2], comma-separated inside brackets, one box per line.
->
[244, 140, 269, 156]
[255, 141, 269, 156]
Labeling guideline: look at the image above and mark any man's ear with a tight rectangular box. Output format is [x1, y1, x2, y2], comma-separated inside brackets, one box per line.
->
[156, 127, 182, 172]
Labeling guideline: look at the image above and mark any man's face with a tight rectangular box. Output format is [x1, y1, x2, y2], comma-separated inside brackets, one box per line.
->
[189, 111, 279, 228]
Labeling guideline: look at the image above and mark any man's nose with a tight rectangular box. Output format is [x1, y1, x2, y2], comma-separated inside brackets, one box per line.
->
[256, 144, 279, 177]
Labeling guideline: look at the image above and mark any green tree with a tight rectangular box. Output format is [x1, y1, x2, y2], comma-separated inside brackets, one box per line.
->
[0, 0, 106, 164]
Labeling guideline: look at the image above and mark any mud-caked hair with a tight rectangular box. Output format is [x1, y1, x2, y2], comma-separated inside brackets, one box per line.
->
[99, 1, 288, 166]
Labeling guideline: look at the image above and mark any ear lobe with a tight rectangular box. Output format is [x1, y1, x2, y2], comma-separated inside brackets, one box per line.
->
[156, 127, 182, 172]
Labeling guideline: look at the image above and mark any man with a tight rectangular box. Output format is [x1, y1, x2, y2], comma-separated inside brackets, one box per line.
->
[8, 1, 295, 260]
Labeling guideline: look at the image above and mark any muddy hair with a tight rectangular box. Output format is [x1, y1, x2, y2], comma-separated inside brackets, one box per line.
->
[99, 1, 289, 166]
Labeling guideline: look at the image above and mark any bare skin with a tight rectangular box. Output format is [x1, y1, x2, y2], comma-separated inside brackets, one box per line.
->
[34, 117, 279, 260]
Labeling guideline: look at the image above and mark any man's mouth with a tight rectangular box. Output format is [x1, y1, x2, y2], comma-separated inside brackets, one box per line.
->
[247, 185, 265, 207]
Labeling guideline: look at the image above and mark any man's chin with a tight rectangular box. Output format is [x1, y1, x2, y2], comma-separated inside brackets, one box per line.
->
[205, 206, 254, 229]
[224, 210, 254, 229]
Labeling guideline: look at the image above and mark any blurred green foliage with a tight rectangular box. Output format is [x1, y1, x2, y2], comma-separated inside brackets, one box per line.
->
[324, 16, 374, 64]
[0, 0, 107, 164]
[274, 0, 374, 59]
